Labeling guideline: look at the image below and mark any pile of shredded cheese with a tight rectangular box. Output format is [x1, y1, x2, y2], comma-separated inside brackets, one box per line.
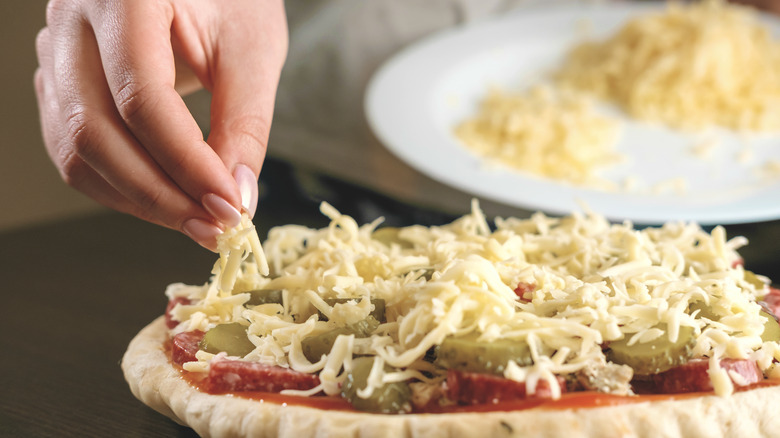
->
[167, 202, 779, 400]
[454, 85, 622, 189]
[455, 1, 780, 193]
[554, 0, 780, 131]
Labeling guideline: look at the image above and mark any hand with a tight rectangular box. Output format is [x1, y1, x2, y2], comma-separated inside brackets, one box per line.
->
[730, 0, 780, 14]
[35, 0, 288, 251]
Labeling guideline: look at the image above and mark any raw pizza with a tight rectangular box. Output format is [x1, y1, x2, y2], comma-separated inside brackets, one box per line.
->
[122, 201, 780, 437]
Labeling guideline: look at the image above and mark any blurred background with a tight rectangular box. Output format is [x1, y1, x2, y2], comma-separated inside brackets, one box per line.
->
[2, 0, 779, 256]
[0, 0, 531, 235]
[0, 1, 103, 231]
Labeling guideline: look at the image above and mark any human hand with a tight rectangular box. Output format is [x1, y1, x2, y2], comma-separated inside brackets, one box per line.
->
[35, 0, 288, 251]
[731, 0, 780, 14]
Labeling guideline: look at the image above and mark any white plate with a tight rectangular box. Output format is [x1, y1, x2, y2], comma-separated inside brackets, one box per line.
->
[365, 2, 780, 224]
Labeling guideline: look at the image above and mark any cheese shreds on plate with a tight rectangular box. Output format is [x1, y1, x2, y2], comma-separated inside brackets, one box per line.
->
[554, 0, 780, 132]
[454, 85, 622, 189]
[168, 201, 778, 402]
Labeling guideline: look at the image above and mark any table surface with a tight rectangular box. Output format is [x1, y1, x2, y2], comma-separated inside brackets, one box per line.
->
[2, 179, 779, 437]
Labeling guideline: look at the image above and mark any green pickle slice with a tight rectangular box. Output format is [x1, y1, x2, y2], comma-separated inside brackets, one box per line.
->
[690, 300, 780, 343]
[371, 227, 413, 249]
[434, 335, 533, 375]
[244, 289, 284, 306]
[301, 316, 380, 363]
[341, 357, 412, 414]
[199, 322, 256, 357]
[760, 310, 780, 343]
[606, 324, 695, 375]
[688, 301, 718, 321]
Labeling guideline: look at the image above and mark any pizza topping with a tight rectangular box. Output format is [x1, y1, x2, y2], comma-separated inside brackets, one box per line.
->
[244, 289, 284, 306]
[575, 362, 634, 396]
[513, 281, 535, 302]
[341, 356, 413, 414]
[761, 287, 780, 317]
[301, 315, 381, 363]
[209, 358, 321, 394]
[171, 330, 205, 366]
[649, 358, 762, 394]
[434, 335, 533, 375]
[199, 322, 256, 357]
[165, 297, 191, 329]
[371, 227, 415, 249]
[759, 311, 780, 343]
[605, 323, 696, 375]
[446, 369, 566, 405]
[320, 298, 387, 323]
[165, 203, 780, 412]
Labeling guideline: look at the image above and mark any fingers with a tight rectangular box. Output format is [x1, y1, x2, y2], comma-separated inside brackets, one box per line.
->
[38, 1, 223, 250]
[35, 0, 288, 251]
[203, 0, 289, 218]
[86, 0, 245, 224]
[36, 28, 142, 223]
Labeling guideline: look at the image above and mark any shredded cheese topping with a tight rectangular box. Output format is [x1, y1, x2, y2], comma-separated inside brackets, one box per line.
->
[168, 202, 777, 399]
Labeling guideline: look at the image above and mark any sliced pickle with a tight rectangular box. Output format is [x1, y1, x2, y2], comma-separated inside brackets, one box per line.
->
[606, 324, 695, 375]
[688, 301, 718, 321]
[418, 269, 435, 281]
[760, 310, 780, 343]
[434, 335, 533, 375]
[744, 270, 767, 290]
[244, 289, 283, 306]
[371, 227, 413, 249]
[341, 357, 412, 414]
[320, 298, 386, 323]
[199, 322, 255, 357]
[301, 316, 380, 363]
[691, 301, 779, 343]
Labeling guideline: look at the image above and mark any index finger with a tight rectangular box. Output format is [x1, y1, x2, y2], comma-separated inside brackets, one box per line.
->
[87, 0, 243, 224]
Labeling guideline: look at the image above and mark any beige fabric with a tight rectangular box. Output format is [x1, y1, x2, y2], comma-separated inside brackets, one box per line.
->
[268, 0, 586, 218]
[123, 316, 780, 438]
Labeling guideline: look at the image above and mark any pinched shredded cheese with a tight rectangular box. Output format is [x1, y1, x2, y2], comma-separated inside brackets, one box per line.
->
[167, 201, 777, 400]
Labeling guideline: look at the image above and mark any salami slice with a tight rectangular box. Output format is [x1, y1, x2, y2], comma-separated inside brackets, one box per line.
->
[171, 330, 204, 365]
[165, 297, 191, 329]
[209, 360, 321, 393]
[446, 369, 565, 405]
[651, 359, 762, 394]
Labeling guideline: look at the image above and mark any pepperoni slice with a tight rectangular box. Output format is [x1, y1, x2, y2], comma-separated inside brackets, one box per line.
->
[171, 330, 205, 366]
[651, 358, 762, 394]
[761, 287, 780, 318]
[165, 297, 191, 329]
[446, 369, 565, 405]
[208, 360, 321, 393]
[513, 282, 536, 302]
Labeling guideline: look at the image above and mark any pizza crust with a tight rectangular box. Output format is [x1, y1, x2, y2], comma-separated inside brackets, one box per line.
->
[122, 317, 780, 438]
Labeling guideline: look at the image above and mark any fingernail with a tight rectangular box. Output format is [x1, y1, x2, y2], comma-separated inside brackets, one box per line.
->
[202, 193, 242, 228]
[233, 164, 258, 217]
[182, 218, 222, 252]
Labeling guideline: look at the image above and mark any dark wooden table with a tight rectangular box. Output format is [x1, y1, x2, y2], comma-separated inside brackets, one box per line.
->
[1, 187, 778, 437]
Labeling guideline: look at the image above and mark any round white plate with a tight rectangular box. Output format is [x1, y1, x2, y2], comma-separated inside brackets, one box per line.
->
[365, 2, 780, 225]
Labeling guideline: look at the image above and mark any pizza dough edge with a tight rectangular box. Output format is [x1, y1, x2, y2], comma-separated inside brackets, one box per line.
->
[121, 317, 780, 438]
